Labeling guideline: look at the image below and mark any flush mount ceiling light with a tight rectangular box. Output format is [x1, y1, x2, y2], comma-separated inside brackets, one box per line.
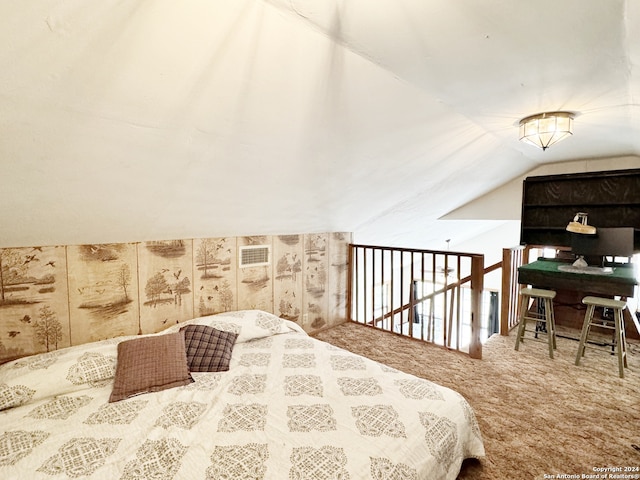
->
[519, 111, 574, 151]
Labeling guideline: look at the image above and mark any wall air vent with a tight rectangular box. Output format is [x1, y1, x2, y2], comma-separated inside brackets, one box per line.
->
[239, 245, 270, 268]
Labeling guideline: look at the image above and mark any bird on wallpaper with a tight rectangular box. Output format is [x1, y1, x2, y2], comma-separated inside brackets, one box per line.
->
[8, 331, 20, 338]
[161, 269, 169, 273]
[20, 315, 31, 324]
[45, 260, 55, 267]
[23, 254, 39, 264]
[31, 247, 43, 252]
[173, 270, 182, 280]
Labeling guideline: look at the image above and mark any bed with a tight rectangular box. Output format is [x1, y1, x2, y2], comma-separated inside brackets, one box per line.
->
[0, 310, 484, 479]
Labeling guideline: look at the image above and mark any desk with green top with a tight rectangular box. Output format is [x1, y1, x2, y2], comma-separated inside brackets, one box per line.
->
[518, 259, 637, 298]
[518, 259, 639, 339]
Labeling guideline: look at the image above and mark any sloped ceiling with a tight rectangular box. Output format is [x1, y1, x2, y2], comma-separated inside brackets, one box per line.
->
[1, 0, 639, 250]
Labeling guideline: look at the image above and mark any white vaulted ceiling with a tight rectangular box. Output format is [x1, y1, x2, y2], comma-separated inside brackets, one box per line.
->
[1, 0, 639, 250]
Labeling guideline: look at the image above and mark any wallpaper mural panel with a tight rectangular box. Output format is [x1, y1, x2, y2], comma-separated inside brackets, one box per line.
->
[329, 232, 350, 323]
[138, 240, 194, 334]
[0, 232, 351, 363]
[304, 233, 329, 330]
[193, 237, 237, 317]
[0, 246, 69, 361]
[273, 234, 303, 322]
[67, 243, 140, 345]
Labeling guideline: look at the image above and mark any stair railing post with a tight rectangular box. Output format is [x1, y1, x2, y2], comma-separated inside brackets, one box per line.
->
[469, 254, 484, 359]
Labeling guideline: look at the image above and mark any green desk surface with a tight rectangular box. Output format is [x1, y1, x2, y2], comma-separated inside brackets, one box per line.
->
[518, 259, 637, 297]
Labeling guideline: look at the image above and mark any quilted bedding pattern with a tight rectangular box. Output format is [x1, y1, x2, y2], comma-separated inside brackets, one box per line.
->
[0, 310, 484, 479]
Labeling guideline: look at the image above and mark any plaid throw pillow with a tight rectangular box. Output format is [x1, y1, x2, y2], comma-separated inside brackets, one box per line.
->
[181, 325, 238, 372]
[109, 332, 193, 403]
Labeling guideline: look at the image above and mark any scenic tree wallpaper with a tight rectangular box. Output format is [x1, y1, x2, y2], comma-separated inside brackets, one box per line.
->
[0, 233, 351, 363]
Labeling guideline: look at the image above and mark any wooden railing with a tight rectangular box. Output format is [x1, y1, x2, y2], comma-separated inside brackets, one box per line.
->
[347, 244, 484, 359]
[499, 245, 530, 335]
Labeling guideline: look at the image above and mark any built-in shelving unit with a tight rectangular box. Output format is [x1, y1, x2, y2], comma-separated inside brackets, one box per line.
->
[520, 168, 640, 251]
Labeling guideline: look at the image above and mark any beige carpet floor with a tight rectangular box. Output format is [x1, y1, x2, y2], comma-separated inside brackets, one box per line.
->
[313, 322, 640, 480]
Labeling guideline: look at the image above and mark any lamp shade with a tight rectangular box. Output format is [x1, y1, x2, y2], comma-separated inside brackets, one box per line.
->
[566, 212, 596, 235]
[519, 112, 574, 150]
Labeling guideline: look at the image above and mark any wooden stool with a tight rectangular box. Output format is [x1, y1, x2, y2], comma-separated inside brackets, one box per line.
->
[575, 296, 628, 378]
[514, 287, 557, 358]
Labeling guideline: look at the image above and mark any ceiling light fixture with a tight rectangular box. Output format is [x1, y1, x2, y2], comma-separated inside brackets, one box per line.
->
[518, 111, 574, 151]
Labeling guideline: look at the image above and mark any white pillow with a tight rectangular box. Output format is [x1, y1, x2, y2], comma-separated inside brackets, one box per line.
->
[164, 310, 305, 343]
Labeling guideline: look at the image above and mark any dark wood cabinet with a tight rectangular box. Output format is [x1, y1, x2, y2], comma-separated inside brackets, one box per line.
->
[520, 168, 640, 251]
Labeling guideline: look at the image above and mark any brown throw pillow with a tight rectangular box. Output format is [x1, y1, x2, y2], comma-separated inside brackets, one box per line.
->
[109, 332, 193, 403]
[180, 324, 238, 372]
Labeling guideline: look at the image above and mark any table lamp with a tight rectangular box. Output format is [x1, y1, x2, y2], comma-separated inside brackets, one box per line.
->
[566, 212, 597, 267]
[566, 212, 597, 235]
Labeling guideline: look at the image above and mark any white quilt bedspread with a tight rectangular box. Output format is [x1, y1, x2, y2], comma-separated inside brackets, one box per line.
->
[0, 310, 484, 479]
